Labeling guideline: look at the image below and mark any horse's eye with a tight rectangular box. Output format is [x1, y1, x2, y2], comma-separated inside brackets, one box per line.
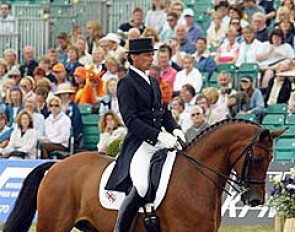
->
[252, 156, 263, 167]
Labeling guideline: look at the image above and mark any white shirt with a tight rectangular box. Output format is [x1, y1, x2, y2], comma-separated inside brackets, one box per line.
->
[129, 65, 150, 85]
[173, 68, 203, 93]
[0, 15, 15, 34]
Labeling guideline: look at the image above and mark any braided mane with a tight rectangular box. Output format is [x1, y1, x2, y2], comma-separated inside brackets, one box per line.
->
[187, 118, 261, 148]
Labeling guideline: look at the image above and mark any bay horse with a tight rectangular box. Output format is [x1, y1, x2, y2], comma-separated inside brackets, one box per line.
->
[4, 119, 285, 232]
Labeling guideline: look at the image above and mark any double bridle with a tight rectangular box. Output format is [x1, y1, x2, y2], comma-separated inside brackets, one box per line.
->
[179, 128, 273, 195]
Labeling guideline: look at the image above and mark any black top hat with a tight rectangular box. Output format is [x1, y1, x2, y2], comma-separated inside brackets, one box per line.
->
[127, 38, 157, 54]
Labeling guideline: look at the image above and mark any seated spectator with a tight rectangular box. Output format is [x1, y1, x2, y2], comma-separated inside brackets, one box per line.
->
[235, 25, 263, 67]
[173, 54, 203, 93]
[20, 76, 36, 100]
[183, 8, 204, 44]
[160, 11, 178, 42]
[117, 7, 146, 42]
[227, 17, 244, 44]
[52, 63, 71, 92]
[5, 86, 23, 127]
[149, 65, 172, 104]
[97, 111, 127, 153]
[193, 37, 216, 78]
[97, 37, 111, 56]
[215, 27, 240, 65]
[39, 96, 71, 159]
[38, 55, 56, 83]
[0, 59, 8, 89]
[24, 97, 45, 138]
[180, 84, 197, 112]
[56, 32, 71, 65]
[258, 0, 276, 27]
[196, 94, 222, 125]
[264, 69, 292, 107]
[203, 87, 227, 122]
[36, 77, 54, 100]
[7, 67, 21, 85]
[75, 36, 93, 66]
[257, 28, 294, 89]
[238, 75, 265, 123]
[280, 0, 295, 22]
[142, 27, 163, 50]
[274, 6, 293, 27]
[102, 56, 120, 81]
[79, 65, 105, 107]
[73, 66, 86, 103]
[216, 71, 236, 107]
[99, 77, 119, 116]
[104, 33, 126, 64]
[157, 47, 177, 89]
[1, 78, 16, 105]
[20, 46, 38, 77]
[124, 28, 141, 50]
[1, 109, 37, 159]
[0, 113, 13, 153]
[86, 20, 103, 54]
[3, 48, 18, 71]
[228, 5, 249, 28]
[252, 12, 269, 42]
[243, 0, 265, 24]
[171, 96, 191, 132]
[185, 106, 209, 143]
[64, 45, 82, 84]
[206, 12, 226, 51]
[175, 24, 195, 54]
[278, 19, 295, 46]
[91, 47, 107, 72]
[35, 87, 50, 119]
[47, 48, 59, 71]
[288, 73, 295, 113]
[55, 83, 83, 149]
[166, 38, 186, 68]
[158, 44, 182, 71]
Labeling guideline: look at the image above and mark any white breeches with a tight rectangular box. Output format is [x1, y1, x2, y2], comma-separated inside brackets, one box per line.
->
[130, 141, 162, 198]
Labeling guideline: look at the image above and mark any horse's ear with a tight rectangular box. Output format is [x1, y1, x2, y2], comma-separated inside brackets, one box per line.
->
[270, 128, 288, 139]
[258, 129, 271, 142]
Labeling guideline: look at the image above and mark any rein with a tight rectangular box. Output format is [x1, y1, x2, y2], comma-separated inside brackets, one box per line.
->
[178, 128, 272, 196]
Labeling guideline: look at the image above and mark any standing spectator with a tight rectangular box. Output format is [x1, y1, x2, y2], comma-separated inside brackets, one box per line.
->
[75, 36, 93, 66]
[20, 46, 38, 77]
[24, 97, 45, 138]
[3, 48, 18, 71]
[193, 37, 216, 77]
[173, 54, 202, 93]
[185, 105, 209, 143]
[5, 86, 23, 127]
[243, 0, 265, 24]
[56, 32, 71, 65]
[39, 96, 71, 159]
[183, 8, 204, 44]
[55, 83, 83, 150]
[99, 78, 120, 116]
[160, 12, 178, 41]
[252, 12, 269, 42]
[145, 0, 167, 34]
[97, 111, 127, 153]
[1, 109, 37, 159]
[235, 25, 263, 67]
[117, 7, 146, 42]
[0, 2, 15, 34]
[176, 24, 195, 54]
[238, 75, 265, 123]
[86, 20, 103, 54]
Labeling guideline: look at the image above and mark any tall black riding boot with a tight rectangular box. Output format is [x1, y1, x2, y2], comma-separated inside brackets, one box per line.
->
[114, 186, 143, 232]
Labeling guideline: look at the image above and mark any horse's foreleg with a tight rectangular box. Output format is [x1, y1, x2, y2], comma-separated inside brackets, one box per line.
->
[214, 195, 222, 232]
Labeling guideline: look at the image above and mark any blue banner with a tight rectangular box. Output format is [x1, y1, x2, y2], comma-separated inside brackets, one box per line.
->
[0, 160, 48, 222]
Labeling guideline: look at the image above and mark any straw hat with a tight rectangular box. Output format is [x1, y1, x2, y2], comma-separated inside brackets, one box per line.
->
[54, 83, 75, 95]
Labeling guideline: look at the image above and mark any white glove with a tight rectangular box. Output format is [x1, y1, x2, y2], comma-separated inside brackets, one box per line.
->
[157, 131, 178, 149]
[173, 129, 186, 143]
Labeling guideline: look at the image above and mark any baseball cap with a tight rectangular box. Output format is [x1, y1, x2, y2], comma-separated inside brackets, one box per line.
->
[183, 8, 194, 17]
[53, 63, 65, 72]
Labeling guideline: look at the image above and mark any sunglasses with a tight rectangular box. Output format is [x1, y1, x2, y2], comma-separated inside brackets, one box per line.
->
[49, 104, 59, 108]
[191, 113, 201, 117]
[167, 18, 175, 22]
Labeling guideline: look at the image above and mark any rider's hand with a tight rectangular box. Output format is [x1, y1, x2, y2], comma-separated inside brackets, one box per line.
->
[173, 129, 186, 143]
[157, 131, 178, 149]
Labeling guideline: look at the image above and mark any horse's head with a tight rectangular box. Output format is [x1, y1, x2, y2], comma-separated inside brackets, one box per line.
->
[231, 127, 286, 207]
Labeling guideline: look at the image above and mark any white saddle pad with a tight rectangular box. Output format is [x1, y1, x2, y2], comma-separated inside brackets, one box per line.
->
[99, 151, 176, 212]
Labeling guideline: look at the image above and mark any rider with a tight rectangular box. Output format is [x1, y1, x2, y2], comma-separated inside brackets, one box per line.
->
[105, 38, 186, 231]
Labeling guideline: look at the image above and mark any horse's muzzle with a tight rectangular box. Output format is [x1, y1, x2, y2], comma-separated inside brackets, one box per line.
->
[240, 189, 264, 207]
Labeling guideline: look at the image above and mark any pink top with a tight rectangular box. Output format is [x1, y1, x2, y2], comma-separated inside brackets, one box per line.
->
[161, 66, 177, 89]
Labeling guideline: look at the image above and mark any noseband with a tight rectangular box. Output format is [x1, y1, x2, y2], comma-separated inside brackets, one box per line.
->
[179, 128, 273, 195]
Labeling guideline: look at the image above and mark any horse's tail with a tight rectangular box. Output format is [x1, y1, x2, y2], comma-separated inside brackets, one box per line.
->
[3, 161, 56, 232]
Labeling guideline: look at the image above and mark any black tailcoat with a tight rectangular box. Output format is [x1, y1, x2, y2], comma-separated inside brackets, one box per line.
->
[105, 69, 179, 192]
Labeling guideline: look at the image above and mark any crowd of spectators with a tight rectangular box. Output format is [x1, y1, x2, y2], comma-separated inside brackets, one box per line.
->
[0, 0, 295, 159]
